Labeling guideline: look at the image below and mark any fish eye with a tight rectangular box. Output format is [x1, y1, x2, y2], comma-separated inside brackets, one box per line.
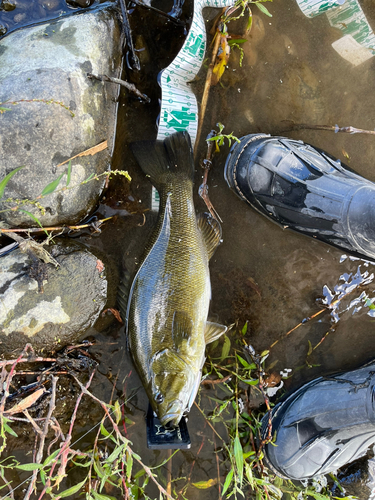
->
[155, 392, 164, 404]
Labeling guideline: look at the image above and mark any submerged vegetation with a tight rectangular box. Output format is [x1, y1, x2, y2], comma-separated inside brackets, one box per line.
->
[0, 332, 361, 500]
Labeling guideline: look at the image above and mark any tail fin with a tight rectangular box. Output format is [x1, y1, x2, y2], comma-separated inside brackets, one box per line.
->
[131, 132, 194, 190]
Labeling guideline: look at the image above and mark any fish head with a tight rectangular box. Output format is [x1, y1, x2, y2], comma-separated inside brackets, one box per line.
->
[149, 348, 201, 428]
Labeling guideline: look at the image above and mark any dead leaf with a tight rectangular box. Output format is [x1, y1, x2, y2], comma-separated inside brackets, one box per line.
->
[264, 372, 281, 388]
[5, 387, 45, 415]
[96, 259, 104, 273]
[57, 140, 108, 167]
[212, 33, 230, 86]
[102, 308, 123, 324]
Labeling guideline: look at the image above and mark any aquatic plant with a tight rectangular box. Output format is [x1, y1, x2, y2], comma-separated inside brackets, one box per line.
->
[0, 333, 361, 500]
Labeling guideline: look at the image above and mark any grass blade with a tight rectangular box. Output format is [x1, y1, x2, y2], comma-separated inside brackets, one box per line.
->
[234, 435, 244, 486]
[40, 172, 65, 196]
[256, 2, 272, 17]
[19, 210, 49, 236]
[66, 160, 72, 187]
[0, 166, 24, 200]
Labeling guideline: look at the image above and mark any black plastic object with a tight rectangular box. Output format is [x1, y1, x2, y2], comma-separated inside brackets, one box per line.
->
[146, 404, 191, 450]
[261, 361, 375, 480]
[225, 134, 375, 260]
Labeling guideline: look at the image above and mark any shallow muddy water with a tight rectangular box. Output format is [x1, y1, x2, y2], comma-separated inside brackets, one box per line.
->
[2, 0, 375, 498]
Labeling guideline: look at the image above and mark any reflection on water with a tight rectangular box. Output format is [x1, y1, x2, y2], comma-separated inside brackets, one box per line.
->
[2, 0, 375, 497]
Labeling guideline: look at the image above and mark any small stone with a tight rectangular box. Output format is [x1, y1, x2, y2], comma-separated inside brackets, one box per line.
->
[0, 1, 16, 12]
[65, 0, 93, 7]
[0, 24, 6, 36]
[41, 0, 60, 10]
[14, 13, 26, 23]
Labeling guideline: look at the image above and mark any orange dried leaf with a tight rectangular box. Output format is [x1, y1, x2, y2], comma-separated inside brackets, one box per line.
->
[57, 140, 108, 167]
[96, 259, 104, 273]
[212, 35, 231, 86]
[6, 388, 45, 415]
[264, 372, 282, 388]
[102, 308, 123, 324]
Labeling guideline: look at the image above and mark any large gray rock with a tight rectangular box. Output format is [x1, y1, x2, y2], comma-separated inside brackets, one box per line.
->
[0, 4, 122, 227]
[0, 240, 107, 355]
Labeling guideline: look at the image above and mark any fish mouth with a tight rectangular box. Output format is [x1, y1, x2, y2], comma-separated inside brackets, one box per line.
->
[160, 413, 182, 428]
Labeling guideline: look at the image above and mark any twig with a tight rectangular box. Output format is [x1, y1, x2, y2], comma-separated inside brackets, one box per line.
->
[37, 370, 96, 500]
[193, 401, 225, 444]
[166, 449, 172, 497]
[198, 131, 222, 222]
[130, 0, 184, 25]
[194, 30, 222, 156]
[201, 374, 232, 385]
[87, 73, 150, 103]
[269, 286, 359, 349]
[0, 357, 57, 367]
[119, 0, 141, 71]
[71, 374, 174, 500]
[0, 217, 112, 234]
[0, 466, 15, 500]
[282, 121, 375, 136]
[23, 376, 58, 500]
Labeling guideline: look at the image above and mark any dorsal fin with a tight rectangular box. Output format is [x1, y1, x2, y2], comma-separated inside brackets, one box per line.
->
[197, 213, 222, 260]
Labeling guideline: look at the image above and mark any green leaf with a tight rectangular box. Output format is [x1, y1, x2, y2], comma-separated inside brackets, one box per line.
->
[43, 449, 60, 467]
[228, 38, 247, 45]
[113, 400, 121, 425]
[307, 340, 313, 356]
[126, 452, 133, 480]
[40, 172, 65, 197]
[66, 161, 72, 187]
[245, 463, 254, 488]
[306, 492, 333, 500]
[220, 335, 231, 361]
[3, 422, 17, 437]
[256, 2, 272, 16]
[233, 435, 243, 486]
[0, 166, 24, 200]
[15, 463, 43, 471]
[236, 355, 256, 370]
[58, 479, 86, 498]
[247, 14, 253, 32]
[222, 469, 233, 496]
[192, 479, 217, 489]
[40, 470, 46, 486]
[18, 210, 49, 236]
[106, 444, 125, 463]
[241, 322, 248, 335]
[91, 492, 117, 500]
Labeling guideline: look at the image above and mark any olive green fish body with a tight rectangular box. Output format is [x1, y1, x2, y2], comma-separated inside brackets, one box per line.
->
[126, 132, 226, 427]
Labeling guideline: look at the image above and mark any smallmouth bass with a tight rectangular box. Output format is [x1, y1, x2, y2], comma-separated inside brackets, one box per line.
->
[120, 132, 227, 427]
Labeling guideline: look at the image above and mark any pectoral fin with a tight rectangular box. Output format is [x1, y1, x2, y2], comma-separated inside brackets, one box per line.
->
[197, 213, 222, 260]
[205, 321, 228, 344]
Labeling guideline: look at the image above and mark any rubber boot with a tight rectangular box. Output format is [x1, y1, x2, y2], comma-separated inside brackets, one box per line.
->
[261, 361, 375, 480]
[224, 134, 375, 261]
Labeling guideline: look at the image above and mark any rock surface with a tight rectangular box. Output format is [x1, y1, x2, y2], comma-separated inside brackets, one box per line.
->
[0, 4, 122, 227]
[0, 240, 107, 355]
